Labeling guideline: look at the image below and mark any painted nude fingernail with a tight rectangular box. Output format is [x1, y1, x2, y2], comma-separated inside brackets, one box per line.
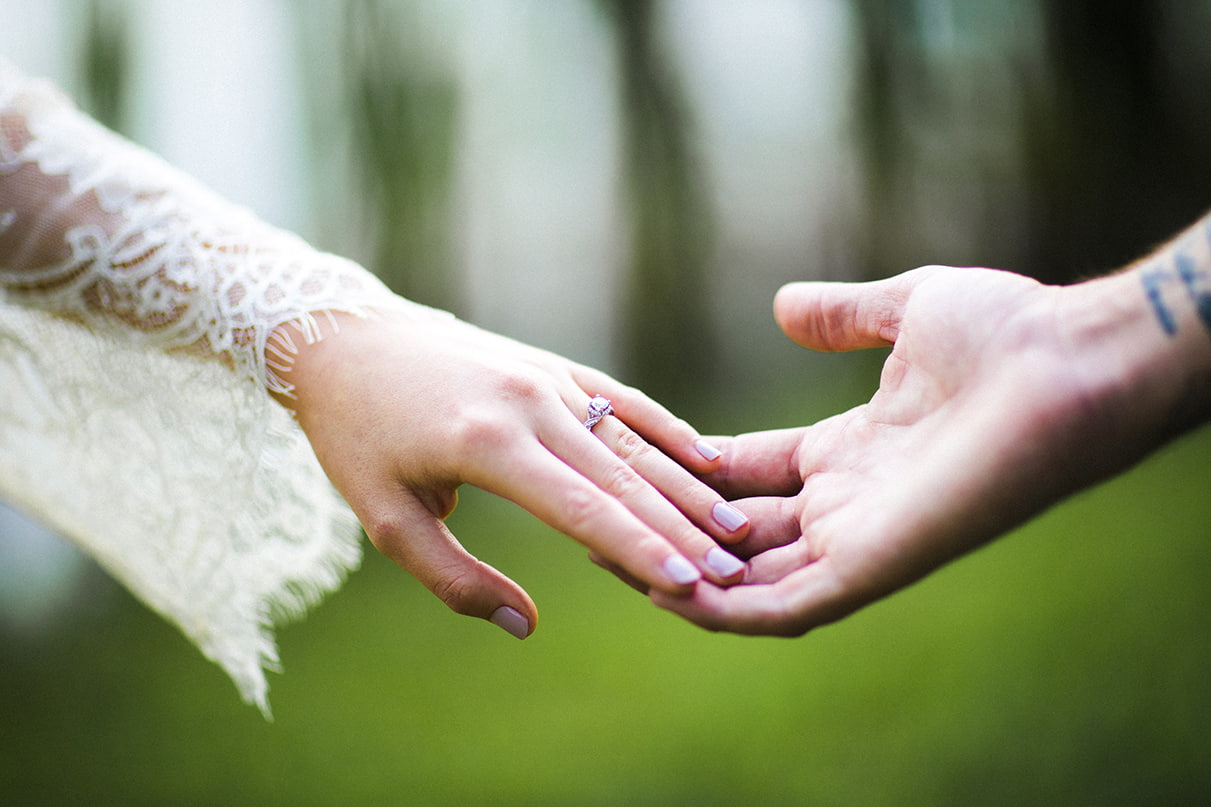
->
[695, 439, 722, 461]
[706, 546, 745, 578]
[663, 554, 702, 585]
[490, 606, 530, 640]
[712, 501, 749, 533]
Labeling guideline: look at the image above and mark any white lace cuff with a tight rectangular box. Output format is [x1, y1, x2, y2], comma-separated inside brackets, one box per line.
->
[0, 62, 420, 714]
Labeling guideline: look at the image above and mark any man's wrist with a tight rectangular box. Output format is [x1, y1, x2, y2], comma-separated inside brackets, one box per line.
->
[1061, 260, 1211, 452]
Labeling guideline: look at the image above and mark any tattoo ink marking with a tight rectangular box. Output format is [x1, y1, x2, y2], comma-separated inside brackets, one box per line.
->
[1175, 249, 1199, 289]
[1142, 268, 1178, 336]
[1175, 249, 1211, 336]
[1196, 293, 1211, 336]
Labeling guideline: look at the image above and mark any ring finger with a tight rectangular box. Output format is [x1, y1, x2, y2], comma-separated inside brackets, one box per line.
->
[589, 410, 751, 544]
[546, 398, 748, 583]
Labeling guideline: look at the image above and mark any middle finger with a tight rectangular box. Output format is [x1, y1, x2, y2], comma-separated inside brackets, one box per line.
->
[542, 405, 748, 585]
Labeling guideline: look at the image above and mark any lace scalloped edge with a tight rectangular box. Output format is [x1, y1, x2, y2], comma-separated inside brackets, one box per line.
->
[221, 497, 363, 721]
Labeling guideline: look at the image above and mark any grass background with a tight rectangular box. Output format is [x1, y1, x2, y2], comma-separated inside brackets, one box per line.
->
[2, 395, 1209, 806]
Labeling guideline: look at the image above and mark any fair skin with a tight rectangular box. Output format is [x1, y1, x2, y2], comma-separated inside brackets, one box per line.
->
[275, 308, 751, 639]
[0, 64, 751, 643]
[646, 215, 1211, 635]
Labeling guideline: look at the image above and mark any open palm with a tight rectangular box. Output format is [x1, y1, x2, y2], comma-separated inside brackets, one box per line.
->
[656, 264, 1174, 634]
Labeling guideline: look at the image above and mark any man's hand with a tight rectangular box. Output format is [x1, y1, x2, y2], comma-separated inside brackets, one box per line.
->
[655, 260, 1210, 635]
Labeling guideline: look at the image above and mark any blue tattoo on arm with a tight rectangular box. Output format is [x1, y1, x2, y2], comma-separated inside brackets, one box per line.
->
[1142, 221, 1211, 338]
[1175, 250, 1211, 335]
[1142, 268, 1178, 336]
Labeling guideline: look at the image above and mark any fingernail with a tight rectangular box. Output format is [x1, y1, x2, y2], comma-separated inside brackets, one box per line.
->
[695, 439, 722, 461]
[706, 546, 745, 578]
[712, 501, 749, 533]
[663, 554, 702, 585]
[490, 606, 530, 640]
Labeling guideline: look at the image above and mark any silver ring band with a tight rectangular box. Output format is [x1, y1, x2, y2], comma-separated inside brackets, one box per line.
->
[583, 395, 613, 430]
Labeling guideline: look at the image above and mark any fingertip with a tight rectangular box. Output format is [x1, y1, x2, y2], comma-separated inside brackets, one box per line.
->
[490, 605, 534, 640]
[711, 501, 749, 537]
[653, 414, 720, 472]
[375, 500, 539, 636]
[773, 281, 812, 326]
[773, 281, 827, 348]
[660, 435, 722, 477]
[694, 438, 722, 462]
[662, 554, 702, 587]
[654, 435, 723, 478]
[773, 277, 907, 351]
[705, 546, 746, 580]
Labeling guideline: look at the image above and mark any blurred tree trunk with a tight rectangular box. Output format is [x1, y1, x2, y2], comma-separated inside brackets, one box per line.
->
[851, 0, 1211, 285]
[601, 0, 715, 403]
[850, 0, 932, 282]
[1020, 0, 1211, 281]
[342, 0, 461, 312]
[80, 0, 130, 134]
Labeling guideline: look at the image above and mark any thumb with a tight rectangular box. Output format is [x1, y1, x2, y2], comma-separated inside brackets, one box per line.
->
[364, 494, 538, 639]
[773, 270, 925, 352]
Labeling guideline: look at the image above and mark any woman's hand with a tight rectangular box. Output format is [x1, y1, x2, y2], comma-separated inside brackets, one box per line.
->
[274, 308, 750, 639]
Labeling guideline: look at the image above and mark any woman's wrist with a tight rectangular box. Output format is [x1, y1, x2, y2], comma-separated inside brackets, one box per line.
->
[265, 309, 387, 416]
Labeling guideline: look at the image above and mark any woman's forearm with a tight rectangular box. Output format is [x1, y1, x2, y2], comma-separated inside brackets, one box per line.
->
[0, 61, 408, 399]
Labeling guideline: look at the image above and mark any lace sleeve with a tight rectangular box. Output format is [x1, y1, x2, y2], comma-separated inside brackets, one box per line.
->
[0, 62, 422, 715]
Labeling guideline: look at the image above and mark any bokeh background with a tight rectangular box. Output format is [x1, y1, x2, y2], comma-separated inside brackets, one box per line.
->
[3, 1, 1211, 804]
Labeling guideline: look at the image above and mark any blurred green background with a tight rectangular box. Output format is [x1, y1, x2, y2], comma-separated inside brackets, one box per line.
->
[3, 1, 1211, 804]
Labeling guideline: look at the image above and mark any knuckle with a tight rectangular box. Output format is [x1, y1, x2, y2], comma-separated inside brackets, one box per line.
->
[598, 461, 647, 501]
[494, 367, 546, 405]
[430, 565, 484, 617]
[610, 428, 649, 463]
[361, 510, 408, 554]
[446, 369, 550, 455]
[559, 485, 608, 535]
[448, 408, 511, 456]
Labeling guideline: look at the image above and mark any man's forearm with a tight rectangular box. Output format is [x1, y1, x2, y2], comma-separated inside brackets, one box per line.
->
[1129, 214, 1211, 433]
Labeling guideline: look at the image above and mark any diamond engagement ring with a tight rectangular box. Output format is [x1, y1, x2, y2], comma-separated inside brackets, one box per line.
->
[583, 395, 613, 430]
